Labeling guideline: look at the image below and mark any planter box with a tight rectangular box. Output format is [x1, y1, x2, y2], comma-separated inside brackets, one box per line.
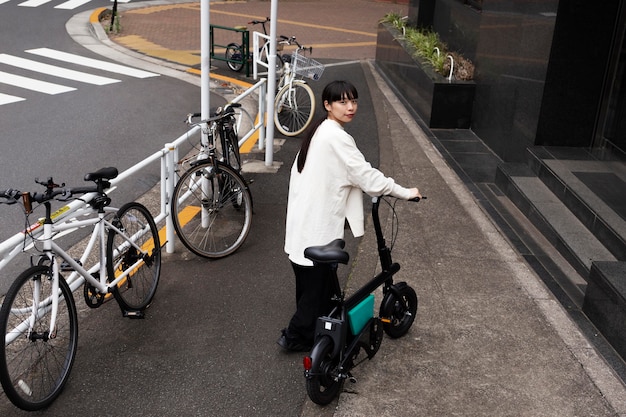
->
[375, 23, 475, 129]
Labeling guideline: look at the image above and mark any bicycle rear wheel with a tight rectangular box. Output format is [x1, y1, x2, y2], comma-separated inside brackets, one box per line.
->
[106, 202, 161, 312]
[274, 81, 315, 137]
[0, 266, 78, 411]
[172, 161, 253, 258]
[306, 335, 343, 405]
[225, 42, 244, 72]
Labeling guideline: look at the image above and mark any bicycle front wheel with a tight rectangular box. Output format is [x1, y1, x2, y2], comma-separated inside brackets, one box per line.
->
[274, 81, 315, 137]
[107, 202, 161, 312]
[225, 42, 244, 72]
[379, 282, 418, 338]
[0, 266, 78, 411]
[172, 161, 252, 258]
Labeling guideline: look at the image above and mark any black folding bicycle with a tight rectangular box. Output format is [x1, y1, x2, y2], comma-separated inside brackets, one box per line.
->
[303, 195, 424, 405]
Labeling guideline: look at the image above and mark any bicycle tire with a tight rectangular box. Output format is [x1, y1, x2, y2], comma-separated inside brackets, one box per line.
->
[306, 335, 343, 405]
[0, 266, 78, 411]
[274, 81, 315, 137]
[379, 282, 418, 339]
[172, 161, 252, 258]
[106, 202, 161, 312]
[225, 42, 244, 72]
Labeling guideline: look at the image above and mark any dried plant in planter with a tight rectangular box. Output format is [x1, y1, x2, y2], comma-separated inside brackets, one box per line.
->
[380, 12, 475, 81]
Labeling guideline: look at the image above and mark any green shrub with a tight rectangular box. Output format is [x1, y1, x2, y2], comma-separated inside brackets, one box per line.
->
[380, 12, 474, 81]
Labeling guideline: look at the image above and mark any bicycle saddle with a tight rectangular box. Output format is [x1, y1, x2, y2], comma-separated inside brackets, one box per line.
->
[84, 167, 119, 182]
[304, 239, 349, 265]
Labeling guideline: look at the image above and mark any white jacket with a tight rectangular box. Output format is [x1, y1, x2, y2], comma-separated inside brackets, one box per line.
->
[284, 119, 413, 266]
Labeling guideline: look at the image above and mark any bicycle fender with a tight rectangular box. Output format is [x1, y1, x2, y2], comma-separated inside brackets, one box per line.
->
[307, 335, 334, 378]
[314, 316, 346, 358]
[380, 281, 411, 313]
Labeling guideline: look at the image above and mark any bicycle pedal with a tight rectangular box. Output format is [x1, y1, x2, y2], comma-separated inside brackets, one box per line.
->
[123, 310, 145, 319]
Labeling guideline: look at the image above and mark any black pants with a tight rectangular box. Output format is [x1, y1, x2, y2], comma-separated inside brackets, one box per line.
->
[286, 261, 336, 344]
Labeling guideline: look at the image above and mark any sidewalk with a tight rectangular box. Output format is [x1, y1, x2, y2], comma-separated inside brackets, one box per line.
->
[92, 1, 626, 416]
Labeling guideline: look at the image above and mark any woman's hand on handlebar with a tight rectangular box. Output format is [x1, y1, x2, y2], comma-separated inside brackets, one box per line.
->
[407, 188, 422, 201]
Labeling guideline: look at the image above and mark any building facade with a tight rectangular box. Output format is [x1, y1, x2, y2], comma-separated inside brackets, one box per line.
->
[408, 0, 626, 161]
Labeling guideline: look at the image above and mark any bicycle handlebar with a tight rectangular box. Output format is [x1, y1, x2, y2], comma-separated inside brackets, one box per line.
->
[278, 35, 313, 54]
[0, 167, 118, 211]
[185, 103, 242, 125]
[248, 17, 270, 25]
[0, 189, 22, 205]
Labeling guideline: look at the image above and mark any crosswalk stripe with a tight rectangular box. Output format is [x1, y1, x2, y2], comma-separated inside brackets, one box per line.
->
[0, 70, 76, 94]
[3, 0, 130, 7]
[55, 0, 91, 9]
[26, 48, 160, 79]
[18, 0, 52, 7]
[0, 54, 121, 85]
[0, 93, 25, 105]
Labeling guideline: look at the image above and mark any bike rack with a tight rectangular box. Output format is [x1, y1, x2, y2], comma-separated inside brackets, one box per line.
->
[210, 24, 251, 77]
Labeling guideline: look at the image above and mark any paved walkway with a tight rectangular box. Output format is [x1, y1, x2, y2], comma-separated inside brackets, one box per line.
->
[106, 0, 396, 67]
[91, 1, 626, 416]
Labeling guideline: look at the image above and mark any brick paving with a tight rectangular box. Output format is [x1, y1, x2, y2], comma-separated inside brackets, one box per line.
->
[109, 0, 408, 67]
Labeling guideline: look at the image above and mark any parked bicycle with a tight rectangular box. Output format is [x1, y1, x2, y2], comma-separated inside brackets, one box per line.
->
[226, 19, 324, 137]
[0, 168, 161, 411]
[303, 195, 423, 405]
[171, 105, 253, 259]
[272, 35, 324, 137]
[225, 17, 283, 73]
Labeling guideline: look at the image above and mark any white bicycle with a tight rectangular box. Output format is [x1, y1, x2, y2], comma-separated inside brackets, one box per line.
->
[243, 29, 325, 137]
[0, 168, 161, 411]
[273, 35, 325, 137]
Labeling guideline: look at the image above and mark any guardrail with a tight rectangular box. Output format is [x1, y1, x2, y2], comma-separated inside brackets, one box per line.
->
[0, 78, 268, 276]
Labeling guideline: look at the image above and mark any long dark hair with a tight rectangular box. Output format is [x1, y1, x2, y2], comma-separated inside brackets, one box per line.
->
[296, 80, 359, 172]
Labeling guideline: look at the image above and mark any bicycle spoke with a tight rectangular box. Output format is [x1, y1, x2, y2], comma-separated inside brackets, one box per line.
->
[275, 82, 315, 136]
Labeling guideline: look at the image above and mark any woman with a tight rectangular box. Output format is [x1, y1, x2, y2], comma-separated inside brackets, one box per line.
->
[278, 80, 421, 352]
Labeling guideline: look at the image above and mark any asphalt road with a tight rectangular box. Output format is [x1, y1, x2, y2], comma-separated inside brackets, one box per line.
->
[0, 0, 390, 411]
[0, 60, 380, 416]
[0, 0, 227, 297]
[0, 0, 204, 243]
[0, 1, 382, 412]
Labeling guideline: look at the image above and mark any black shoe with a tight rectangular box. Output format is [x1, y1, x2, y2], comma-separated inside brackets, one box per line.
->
[276, 329, 311, 352]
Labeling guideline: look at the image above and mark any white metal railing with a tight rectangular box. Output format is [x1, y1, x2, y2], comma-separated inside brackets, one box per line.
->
[0, 79, 268, 277]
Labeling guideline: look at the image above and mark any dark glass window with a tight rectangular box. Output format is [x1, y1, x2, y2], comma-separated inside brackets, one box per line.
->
[462, 0, 482, 11]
